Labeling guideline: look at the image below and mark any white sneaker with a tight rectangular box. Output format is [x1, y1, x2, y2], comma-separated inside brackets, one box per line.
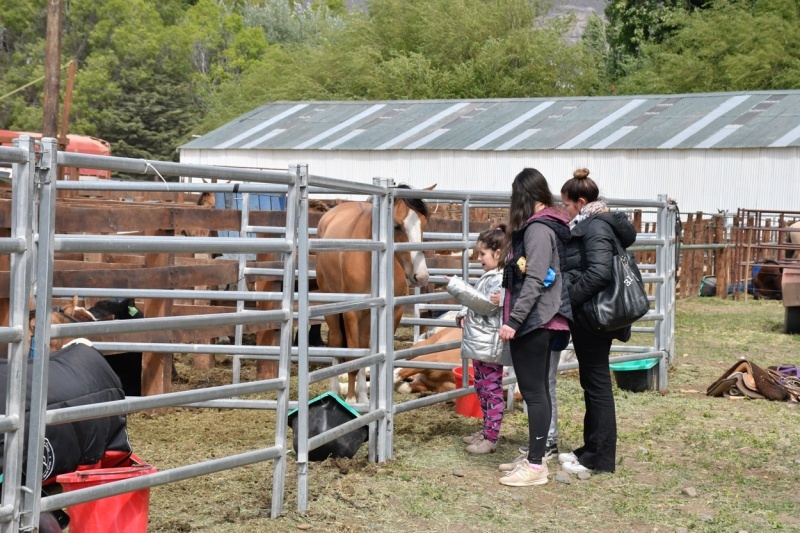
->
[558, 451, 578, 464]
[562, 460, 592, 474]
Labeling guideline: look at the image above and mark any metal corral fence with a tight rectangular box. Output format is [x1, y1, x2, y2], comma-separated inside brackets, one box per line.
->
[0, 136, 677, 530]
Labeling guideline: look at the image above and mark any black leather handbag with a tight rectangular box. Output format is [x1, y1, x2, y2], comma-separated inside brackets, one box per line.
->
[581, 238, 650, 333]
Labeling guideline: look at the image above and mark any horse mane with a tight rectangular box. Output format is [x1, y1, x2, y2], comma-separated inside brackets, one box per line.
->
[395, 184, 430, 219]
[196, 192, 214, 207]
[29, 308, 80, 323]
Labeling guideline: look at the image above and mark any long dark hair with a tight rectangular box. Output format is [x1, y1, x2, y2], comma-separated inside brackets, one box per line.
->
[503, 168, 554, 259]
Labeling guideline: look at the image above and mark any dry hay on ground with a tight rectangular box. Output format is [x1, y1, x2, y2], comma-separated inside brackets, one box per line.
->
[129, 300, 800, 532]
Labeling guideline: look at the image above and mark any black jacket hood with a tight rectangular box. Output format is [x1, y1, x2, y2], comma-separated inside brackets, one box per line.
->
[572, 211, 637, 249]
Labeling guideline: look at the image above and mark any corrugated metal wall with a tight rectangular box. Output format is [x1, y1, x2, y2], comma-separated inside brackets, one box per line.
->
[180, 147, 800, 214]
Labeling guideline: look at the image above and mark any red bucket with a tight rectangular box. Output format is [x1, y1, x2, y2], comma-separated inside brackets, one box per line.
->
[452, 366, 482, 418]
[56, 454, 156, 533]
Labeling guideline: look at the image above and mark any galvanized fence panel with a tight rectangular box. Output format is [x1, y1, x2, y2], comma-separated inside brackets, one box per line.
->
[0, 139, 678, 528]
[0, 138, 37, 530]
[1, 140, 302, 532]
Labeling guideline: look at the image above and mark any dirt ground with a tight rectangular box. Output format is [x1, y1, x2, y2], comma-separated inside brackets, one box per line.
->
[113, 298, 799, 533]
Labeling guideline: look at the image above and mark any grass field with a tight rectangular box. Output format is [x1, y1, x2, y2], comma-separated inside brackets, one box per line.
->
[129, 298, 800, 532]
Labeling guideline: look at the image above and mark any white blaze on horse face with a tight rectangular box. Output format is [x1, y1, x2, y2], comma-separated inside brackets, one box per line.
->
[403, 209, 429, 287]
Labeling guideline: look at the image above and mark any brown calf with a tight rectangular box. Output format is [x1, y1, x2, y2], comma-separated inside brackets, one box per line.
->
[394, 327, 463, 394]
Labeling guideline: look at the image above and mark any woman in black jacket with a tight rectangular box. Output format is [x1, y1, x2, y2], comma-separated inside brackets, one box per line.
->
[558, 168, 637, 474]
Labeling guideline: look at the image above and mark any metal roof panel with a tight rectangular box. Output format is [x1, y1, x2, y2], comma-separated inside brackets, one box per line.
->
[180, 91, 800, 152]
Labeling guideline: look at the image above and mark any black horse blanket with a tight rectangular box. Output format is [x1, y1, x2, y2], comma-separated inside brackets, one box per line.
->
[0, 343, 131, 482]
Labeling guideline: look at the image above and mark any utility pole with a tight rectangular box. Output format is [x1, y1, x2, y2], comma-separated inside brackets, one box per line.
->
[58, 60, 76, 181]
[42, 0, 63, 138]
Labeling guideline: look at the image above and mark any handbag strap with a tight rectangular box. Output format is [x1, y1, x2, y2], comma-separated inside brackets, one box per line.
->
[578, 219, 642, 288]
[578, 218, 623, 270]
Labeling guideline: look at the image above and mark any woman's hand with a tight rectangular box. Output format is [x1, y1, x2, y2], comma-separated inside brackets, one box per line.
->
[498, 324, 516, 342]
[443, 275, 451, 282]
[459, 317, 465, 328]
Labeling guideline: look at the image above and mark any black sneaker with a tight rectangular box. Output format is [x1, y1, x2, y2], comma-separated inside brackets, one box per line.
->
[517, 444, 558, 460]
[543, 443, 559, 460]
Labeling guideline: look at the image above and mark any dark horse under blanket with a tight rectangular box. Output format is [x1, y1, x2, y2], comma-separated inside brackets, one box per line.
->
[753, 259, 782, 300]
[0, 343, 131, 484]
[87, 298, 145, 397]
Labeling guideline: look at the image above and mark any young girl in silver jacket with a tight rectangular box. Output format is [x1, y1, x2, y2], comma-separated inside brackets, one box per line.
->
[445, 225, 508, 455]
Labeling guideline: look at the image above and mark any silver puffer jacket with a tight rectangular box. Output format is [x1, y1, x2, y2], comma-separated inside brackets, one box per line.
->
[446, 269, 509, 365]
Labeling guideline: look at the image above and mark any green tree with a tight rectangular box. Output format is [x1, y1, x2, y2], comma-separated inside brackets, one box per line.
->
[582, 14, 610, 90]
[69, 0, 201, 161]
[198, 0, 605, 129]
[240, 0, 345, 45]
[604, 0, 711, 79]
[615, 0, 800, 93]
[0, 0, 48, 129]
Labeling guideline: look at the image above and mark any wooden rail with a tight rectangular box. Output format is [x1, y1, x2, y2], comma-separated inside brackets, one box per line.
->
[0, 192, 491, 396]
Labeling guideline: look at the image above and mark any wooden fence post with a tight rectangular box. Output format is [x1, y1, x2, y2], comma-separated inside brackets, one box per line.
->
[680, 214, 693, 298]
[713, 217, 725, 298]
[255, 242, 279, 379]
[141, 229, 174, 398]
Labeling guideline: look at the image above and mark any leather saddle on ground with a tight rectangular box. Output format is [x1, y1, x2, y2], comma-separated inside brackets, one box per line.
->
[706, 359, 790, 401]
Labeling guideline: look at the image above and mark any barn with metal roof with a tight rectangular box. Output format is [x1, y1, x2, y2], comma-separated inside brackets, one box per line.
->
[179, 91, 800, 212]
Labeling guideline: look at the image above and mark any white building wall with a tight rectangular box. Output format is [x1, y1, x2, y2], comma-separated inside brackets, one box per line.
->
[180, 146, 800, 214]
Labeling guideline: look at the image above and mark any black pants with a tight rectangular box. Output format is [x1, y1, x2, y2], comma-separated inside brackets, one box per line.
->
[510, 328, 553, 465]
[569, 320, 617, 472]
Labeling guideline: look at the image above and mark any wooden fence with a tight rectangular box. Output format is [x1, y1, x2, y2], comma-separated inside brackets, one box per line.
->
[0, 187, 491, 396]
[729, 209, 800, 300]
[6, 183, 794, 398]
[638, 209, 800, 300]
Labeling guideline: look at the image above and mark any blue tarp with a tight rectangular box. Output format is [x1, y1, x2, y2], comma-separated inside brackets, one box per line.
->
[215, 192, 286, 260]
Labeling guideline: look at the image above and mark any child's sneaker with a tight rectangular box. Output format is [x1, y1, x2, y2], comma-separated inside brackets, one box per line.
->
[466, 435, 497, 454]
[498, 450, 528, 472]
[462, 430, 483, 444]
[499, 459, 549, 486]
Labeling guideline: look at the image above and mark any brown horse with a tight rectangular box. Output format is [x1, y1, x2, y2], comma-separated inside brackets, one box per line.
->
[315, 184, 434, 403]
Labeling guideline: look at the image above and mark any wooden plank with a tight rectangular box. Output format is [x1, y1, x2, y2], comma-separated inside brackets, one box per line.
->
[53, 205, 324, 233]
[0, 259, 315, 298]
[54, 260, 141, 270]
[51, 256, 236, 271]
[0, 200, 326, 233]
[52, 254, 237, 267]
[50, 263, 239, 291]
[74, 320, 278, 346]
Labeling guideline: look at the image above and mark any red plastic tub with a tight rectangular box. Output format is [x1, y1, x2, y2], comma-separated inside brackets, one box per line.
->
[55, 454, 156, 533]
[452, 366, 482, 418]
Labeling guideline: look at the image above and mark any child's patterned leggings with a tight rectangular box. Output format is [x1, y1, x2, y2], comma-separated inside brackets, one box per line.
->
[473, 360, 505, 443]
